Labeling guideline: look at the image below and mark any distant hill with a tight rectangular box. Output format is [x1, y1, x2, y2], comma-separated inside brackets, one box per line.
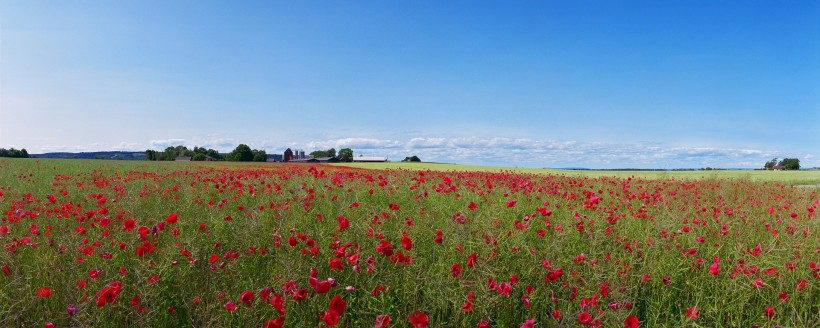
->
[32, 151, 147, 160]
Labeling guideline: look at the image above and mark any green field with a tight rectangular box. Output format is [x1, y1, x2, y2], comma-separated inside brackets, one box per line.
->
[1, 158, 818, 327]
[332, 162, 820, 186]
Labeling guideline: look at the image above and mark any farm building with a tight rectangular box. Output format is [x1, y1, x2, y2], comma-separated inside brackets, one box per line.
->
[308, 157, 340, 163]
[353, 156, 387, 162]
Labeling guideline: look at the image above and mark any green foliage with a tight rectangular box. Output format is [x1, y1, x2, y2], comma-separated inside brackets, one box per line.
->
[252, 149, 267, 162]
[0, 148, 30, 158]
[779, 158, 800, 170]
[402, 155, 421, 162]
[145, 149, 157, 161]
[310, 148, 337, 158]
[1, 159, 817, 327]
[147, 146, 223, 161]
[228, 144, 254, 162]
[764, 158, 778, 170]
[337, 148, 354, 162]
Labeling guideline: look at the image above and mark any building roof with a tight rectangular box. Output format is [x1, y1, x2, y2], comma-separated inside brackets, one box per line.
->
[310, 157, 340, 162]
[353, 156, 387, 162]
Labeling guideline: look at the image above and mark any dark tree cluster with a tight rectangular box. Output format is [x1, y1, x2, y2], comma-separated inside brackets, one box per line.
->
[145, 145, 222, 161]
[337, 148, 353, 162]
[307, 147, 354, 162]
[309, 148, 337, 158]
[0, 148, 29, 158]
[402, 155, 421, 162]
[764, 158, 800, 170]
[226, 144, 267, 162]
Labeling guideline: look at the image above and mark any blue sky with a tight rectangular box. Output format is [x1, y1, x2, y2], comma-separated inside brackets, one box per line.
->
[1, 1, 817, 168]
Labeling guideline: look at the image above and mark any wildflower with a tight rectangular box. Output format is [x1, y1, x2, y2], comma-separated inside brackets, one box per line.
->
[35, 287, 52, 297]
[408, 311, 429, 327]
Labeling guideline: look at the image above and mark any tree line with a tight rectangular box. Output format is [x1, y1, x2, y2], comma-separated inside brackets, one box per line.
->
[764, 158, 800, 170]
[145, 144, 267, 162]
[0, 148, 29, 158]
[310, 148, 354, 162]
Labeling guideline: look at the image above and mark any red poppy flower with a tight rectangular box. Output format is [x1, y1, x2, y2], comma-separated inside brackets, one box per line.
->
[122, 219, 135, 231]
[451, 264, 462, 278]
[520, 318, 536, 328]
[624, 314, 639, 328]
[94, 281, 123, 307]
[165, 212, 178, 224]
[370, 284, 386, 296]
[224, 301, 236, 311]
[764, 306, 774, 317]
[467, 253, 477, 268]
[577, 311, 592, 325]
[684, 307, 698, 319]
[329, 294, 346, 314]
[374, 315, 391, 328]
[322, 310, 340, 326]
[401, 233, 413, 251]
[336, 216, 349, 232]
[328, 258, 343, 271]
[35, 287, 52, 297]
[708, 263, 719, 276]
[545, 268, 563, 282]
[496, 282, 512, 296]
[239, 290, 254, 307]
[408, 311, 429, 327]
[264, 317, 284, 328]
[376, 240, 393, 257]
[315, 280, 331, 294]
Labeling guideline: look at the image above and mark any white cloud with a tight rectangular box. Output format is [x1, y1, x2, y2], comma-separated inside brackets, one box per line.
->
[111, 142, 143, 151]
[149, 139, 188, 149]
[305, 138, 403, 150]
[25, 134, 817, 169]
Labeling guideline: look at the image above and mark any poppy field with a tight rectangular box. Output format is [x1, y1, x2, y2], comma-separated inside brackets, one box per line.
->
[0, 159, 817, 327]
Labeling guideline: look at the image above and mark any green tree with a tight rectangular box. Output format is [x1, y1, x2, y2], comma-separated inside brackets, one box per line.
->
[764, 158, 778, 170]
[206, 149, 223, 160]
[252, 149, 267, 162]
[779, 158, 800, 170]
[228, 144, 254, 161]
[0, 148, 30, 158]
[309, 150, 328, 158]
[192, 153, 206, 161]
[175, 145, 193, 157]
[402, 155, 421, 162]
[309, 148, 337, 158]
[162, 146, 177, 161]
[338, 148, 353, 162]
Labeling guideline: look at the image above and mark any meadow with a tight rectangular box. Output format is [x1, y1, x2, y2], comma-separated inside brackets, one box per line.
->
[0, 159, 817, 327]
[333, 162, 820, 186]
